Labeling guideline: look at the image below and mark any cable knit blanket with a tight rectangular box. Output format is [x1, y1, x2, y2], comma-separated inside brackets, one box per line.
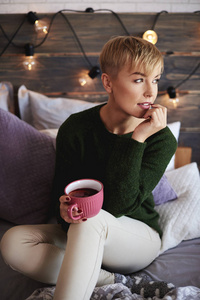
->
[25, 273, 200, 300]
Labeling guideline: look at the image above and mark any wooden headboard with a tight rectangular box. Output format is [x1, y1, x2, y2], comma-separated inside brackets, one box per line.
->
[0, 12, 199, 168]
[175, 147, 192, 169]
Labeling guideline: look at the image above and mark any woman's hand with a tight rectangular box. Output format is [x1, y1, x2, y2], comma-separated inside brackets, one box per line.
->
[59, 195, 87, 224]
[132, 104, 167, 143]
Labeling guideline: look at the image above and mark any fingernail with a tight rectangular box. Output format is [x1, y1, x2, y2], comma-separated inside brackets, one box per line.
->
[78, 209, 83, 214]
[82, 218, 87, 222]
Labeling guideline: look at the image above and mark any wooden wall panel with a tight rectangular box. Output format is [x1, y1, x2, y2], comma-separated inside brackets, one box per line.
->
[178, 132, 200, 167]
[157, 93, 200, 129]
[0, 56, 199, 93]
[0, 12, 199, 167]
[156, 93, 200, 166]
[0, 13, 200, 53]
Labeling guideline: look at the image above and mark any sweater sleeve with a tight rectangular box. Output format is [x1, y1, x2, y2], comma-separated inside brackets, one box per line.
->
[51, 119, 82, 230]
[103, 126, 177, 217]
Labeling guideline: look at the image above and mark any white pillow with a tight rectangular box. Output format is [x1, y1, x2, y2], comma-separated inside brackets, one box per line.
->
[0, 82, 14, 113]
[18, 85, 102, 130]
[39, 129, 58, 139]
[39, 129, 58, 150]
[156, 162, 200, 254]
[166, 121, 181, 171]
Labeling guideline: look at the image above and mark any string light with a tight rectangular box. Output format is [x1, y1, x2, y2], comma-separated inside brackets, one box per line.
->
[23, 43, 36, 71]
[166, 61, 200, 107]
[143, 11, 168, 44]
[60, 8, 129, 86]
[167, 86, 179, 107]
[58, 11, 99, 86]
[0, 8, 129, 79]
[79, 66, 101, 86]
[0, 9, 198, 93]
[143, 30, 158, 45]
[27, 11, 48, 34]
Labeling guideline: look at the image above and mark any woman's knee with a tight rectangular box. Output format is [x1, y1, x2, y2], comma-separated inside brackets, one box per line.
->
[0, 226, 24, 268]
[69, 210, 109, 236]
[0, 225, 45, 270]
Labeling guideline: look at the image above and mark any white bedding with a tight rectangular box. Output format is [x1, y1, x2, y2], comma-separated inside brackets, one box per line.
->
[26, 275, 200, 300]
[156, 162, 200, 253]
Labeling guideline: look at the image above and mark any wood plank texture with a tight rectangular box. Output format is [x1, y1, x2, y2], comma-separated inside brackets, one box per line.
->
[0, 12, 199, 167]
[1, 13, 200, 53]
[175, 147, 192, 169]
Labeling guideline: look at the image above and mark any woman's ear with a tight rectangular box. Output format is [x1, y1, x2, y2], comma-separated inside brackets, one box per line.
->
[101, 73, 112, 93]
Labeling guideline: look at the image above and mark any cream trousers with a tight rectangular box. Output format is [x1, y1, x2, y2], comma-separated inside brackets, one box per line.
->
[0, 210, 161, 300]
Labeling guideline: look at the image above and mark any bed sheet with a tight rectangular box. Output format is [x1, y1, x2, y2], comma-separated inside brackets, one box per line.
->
[138, 238, 200, 287]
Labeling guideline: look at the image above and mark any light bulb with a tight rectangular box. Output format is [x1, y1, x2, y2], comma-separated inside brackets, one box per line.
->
[167, 86, 179, 108]
[23, 56, 36, 71]
[169, 97, 179, 108]
[23, 43, 36, 71]
[143, 30, 158, 44]
[79, 66, 100, 86]
[79, 74, 92, 86]
[35, 19, 48, 34]
[79, 77, 87, 86]
[88, 66, 101, 79]
[27, 11, 48, 35]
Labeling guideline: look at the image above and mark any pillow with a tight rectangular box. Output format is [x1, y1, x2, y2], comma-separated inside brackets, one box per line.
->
[155, 162, 200, 254]
[152, 174, 177, 206]
[39, 128, 58, 139]
[18, 85, 101, 130]
[166, 121, 181, 171]
[0, 82, 14, 113]
[0, 108, 56, 224]
[39, 129, 58, 150]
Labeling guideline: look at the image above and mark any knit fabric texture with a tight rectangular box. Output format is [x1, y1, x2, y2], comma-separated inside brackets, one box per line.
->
[52, 104, 177, 236]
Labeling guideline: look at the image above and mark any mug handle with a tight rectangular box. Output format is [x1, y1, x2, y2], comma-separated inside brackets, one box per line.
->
[67, 204, 83, 220]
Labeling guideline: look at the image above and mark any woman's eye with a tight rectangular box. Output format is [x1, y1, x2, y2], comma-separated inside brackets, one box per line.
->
[134, 78, 143, 83]
[153, 78, 160, 84]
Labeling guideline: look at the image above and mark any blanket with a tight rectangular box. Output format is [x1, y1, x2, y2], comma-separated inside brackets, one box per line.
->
[25, 273, 200, 300]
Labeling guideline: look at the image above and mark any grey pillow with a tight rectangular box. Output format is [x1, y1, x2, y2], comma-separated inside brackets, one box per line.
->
[152, 174, 177, 206]
[0, 109, 56, 224]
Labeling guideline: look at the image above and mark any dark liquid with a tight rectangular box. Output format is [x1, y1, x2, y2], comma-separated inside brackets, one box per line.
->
[69, 188, 98, 198]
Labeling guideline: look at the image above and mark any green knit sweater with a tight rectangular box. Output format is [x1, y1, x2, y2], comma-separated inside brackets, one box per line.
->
[52, 104, 177, 237]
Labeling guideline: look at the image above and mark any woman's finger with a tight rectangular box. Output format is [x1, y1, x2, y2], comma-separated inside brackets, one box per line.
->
[59, 195, 71, 204]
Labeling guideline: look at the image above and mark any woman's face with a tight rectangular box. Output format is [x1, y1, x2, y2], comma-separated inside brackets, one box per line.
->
[107, 63, 162, 119]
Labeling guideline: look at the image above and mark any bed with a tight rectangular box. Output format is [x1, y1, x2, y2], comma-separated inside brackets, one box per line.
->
[0, 11, 199, 299]
[0, 81, 200, 300]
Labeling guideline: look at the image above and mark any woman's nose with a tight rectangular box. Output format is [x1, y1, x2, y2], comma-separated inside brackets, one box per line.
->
[144, 84, 154, 98]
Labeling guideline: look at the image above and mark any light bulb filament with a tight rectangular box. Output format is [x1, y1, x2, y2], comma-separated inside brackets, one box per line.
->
[79, 78, 87, 86]
[35, 20, 48, 34]
[23, 56, 36, 71]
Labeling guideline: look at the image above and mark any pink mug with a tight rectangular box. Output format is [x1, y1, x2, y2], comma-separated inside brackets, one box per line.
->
[64, 179, 104, 220]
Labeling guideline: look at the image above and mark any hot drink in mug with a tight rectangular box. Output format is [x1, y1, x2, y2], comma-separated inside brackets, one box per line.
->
[64, 179, 104, 220]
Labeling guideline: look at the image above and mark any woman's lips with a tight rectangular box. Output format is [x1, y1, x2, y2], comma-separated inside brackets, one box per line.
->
[137, 102, 152, 109]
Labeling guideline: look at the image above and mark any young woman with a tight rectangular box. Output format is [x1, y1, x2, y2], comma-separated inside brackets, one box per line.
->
[1, 36, 177, 300]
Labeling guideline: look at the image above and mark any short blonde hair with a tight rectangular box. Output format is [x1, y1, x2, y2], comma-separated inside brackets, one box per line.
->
[99, 36, 164, 77]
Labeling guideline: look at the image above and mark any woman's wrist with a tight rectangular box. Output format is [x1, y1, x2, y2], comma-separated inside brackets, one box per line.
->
[131, 131, 146, 143]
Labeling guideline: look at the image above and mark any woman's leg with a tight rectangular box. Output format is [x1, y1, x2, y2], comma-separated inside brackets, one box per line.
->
[0, 224, 67, 284]
[0, 223, 114, 287]
[102, 213, 161, 274]
[53, 210, 161, 300]
[1, 210, 161, 300]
